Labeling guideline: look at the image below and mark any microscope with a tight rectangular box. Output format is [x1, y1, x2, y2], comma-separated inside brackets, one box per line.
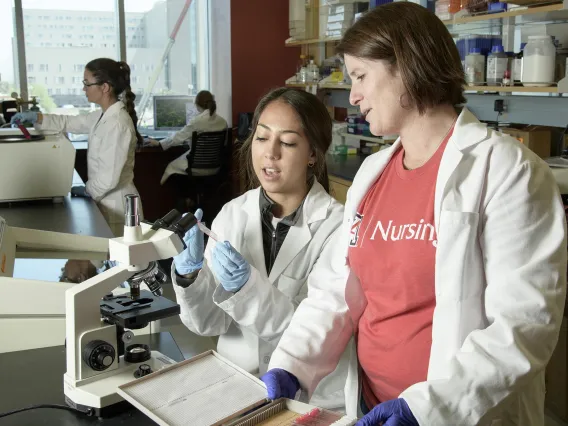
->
[63, 195, 198, 417]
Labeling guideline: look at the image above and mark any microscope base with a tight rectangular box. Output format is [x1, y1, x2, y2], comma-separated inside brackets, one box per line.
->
[64, 350, 176, 418]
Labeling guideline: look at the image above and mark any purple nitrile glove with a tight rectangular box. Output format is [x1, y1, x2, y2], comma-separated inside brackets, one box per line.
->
[356, 398, 418, 426]
[260, 368, 300, 400]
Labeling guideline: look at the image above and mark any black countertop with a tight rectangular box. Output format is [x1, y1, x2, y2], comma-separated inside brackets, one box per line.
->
[0, 171, 113, 237]
[0, 332, 184, 426]
[326, 153, 366, 182]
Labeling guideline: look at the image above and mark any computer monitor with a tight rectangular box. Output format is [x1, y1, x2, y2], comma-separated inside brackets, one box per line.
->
[153, 95, 198, 131]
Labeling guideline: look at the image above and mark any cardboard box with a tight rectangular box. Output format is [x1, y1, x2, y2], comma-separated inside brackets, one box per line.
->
[500, 126, 551, 159]
[545, 317, 568, 422]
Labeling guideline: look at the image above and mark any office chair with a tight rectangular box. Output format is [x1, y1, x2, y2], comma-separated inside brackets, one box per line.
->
[182, 129, 231, 215]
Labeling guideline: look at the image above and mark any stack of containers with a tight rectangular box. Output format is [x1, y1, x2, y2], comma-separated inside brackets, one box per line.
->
[455, 35, 503, 68]
[289, 0, 306, 40]
[435, 0, 461, 21]
[346, 114, 371, 136]
[325, 2, 368, 38]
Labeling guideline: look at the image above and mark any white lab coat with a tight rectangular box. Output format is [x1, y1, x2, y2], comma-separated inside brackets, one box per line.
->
[160, 109, 228, 184]
[36, 101, 141, 236]
[269, 108, 567, 425]
[172, 181, 350, 411]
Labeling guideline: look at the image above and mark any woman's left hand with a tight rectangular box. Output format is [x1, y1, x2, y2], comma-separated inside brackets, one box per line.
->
[145, 138, 160, 147]
[356, 399, 418, 426]
[211, 241, 251, 293]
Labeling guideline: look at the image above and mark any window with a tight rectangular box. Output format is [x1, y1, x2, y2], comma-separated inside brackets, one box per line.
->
[27, 64, 34, 72]
[125, 0, 210, 130]
[28, 76, 35, 84]
[22, 1, 118, 112]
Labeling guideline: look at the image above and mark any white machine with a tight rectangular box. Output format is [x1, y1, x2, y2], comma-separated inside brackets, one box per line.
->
[0, 195, 197, 417]
[0, 127, 75, 202]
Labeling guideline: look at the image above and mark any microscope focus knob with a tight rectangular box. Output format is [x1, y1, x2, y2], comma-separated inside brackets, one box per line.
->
[83, 340, 116, 371]
[134, 363, 152, 379]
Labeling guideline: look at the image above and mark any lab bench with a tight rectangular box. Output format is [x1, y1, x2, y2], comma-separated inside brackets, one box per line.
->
[0, 332, 184, 426]
[326, 153, 365, 205]
[0, 171, 113, 237]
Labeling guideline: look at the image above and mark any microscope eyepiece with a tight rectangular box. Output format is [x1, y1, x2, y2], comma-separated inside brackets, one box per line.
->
[151, 209, 182, 231]
[124, 194, 141, 227]
[168, 212, 198, 240]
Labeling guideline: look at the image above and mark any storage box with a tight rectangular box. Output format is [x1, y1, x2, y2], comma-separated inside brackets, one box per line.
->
[500, 126, 552, 159]
[117, 350, 357, 426]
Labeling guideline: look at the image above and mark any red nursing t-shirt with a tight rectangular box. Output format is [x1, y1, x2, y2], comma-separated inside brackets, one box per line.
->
[348, 130, 452, 407]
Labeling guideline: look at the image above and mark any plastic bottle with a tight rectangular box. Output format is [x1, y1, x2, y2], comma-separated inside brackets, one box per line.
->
[512, 43, 526, 84]
[487, 45, 508, 85]
[522, 35, 556, 87]
[465, 47, 485, 86]
[296, 55, 307, 83]
[307, 59, 320, 82]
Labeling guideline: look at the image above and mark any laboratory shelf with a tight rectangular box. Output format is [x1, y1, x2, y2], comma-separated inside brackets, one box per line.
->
[319, 82, 352, 90]
[442, 3, 565, 25]
[285, 36, 342, 46]
[465, 85, 563, 93]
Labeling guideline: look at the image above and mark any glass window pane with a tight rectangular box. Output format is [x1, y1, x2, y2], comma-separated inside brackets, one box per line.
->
[0, 0, 19, 115]
[22, 0, 118, 116]
[125, 0, 210, 135]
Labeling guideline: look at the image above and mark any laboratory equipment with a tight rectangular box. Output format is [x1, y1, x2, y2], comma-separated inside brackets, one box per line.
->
[522, 35, 556, 87]
[0, 216, 109, 353]
[63, 196, 200, 416]
[465, 48, 486, 86]
[116, 350, 357, 426]
[512, 43, 527, 84]
[10, 91, 40, 112]
[0, 127, 75, 202]
[487, 45, 508, 85]
[153, 95, 198, 131]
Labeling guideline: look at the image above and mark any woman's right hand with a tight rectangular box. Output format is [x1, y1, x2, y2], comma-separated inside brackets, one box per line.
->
[173, 209, 205, 275]
[10, 111, 40, 125]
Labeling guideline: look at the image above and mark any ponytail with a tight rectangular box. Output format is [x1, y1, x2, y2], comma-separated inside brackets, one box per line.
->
[206, 99, 216, 116]
[195, 90, 217, 117]
[124, 86, 143, 147]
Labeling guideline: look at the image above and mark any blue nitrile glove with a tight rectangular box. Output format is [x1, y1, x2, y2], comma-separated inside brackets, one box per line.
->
[173, 209, 204, 275]
[356, 398, 418, 426]
[211, 241, 251, 292]
[10, 111, 39, 125]
[70, 185, 90, 198]
[260, 369, 300, 400]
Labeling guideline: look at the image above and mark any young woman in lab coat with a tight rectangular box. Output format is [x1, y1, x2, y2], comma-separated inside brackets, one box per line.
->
[145, 90, 228, 185]
[11, 58, 143, 237]
[171, 87, 349, 410]
[262, 4, 567, 426]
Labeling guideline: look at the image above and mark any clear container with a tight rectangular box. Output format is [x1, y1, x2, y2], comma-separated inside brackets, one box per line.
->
[512, 43, 526, 84]
[487, 45, 508, 85]
[522, 35, 556, 87]
[308, 59, 320, 82]
[465, 48, 486, 86]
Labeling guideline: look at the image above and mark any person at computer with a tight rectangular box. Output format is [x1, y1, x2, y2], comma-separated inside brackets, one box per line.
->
[11, 58, 143, 237]
[146, 90, 227, 185]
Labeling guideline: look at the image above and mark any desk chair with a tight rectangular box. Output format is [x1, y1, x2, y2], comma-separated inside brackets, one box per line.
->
[178, 129, 231, 218]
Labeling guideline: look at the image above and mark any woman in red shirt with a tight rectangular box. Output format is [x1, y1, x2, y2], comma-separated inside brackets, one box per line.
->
[261, 3, 567, 426]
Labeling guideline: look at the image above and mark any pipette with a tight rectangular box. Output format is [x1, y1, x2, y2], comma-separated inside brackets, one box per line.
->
[197, 221, 219, 242]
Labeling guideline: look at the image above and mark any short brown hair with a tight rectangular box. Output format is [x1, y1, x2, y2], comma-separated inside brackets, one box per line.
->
[239, 88, 331, 192]
[336, 2, 465, 113]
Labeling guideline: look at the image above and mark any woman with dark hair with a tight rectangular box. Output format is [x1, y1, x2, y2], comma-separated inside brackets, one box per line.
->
[171, 87, 349, 411]
[262, 3, 566, 426]
[145, 90, 228, 185]
[11, 57, 143, 236]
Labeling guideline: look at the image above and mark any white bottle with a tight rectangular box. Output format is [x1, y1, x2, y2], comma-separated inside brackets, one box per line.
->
[465, 48, 486, 86]
[522, 35, 556, 87]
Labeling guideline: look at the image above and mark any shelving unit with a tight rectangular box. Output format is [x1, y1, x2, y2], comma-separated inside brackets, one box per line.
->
[442, 3, 566, 25]
[285, 36, 342, 46]
[340, 131, 392, 145]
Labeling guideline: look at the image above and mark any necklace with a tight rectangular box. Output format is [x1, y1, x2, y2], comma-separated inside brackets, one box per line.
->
[402, 117, 457, 170]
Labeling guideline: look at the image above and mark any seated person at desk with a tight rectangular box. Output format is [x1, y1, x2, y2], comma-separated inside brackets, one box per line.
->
[11, 58, 143, 237]
[171, 88, 349, 411]
[145, 90, 228, 185]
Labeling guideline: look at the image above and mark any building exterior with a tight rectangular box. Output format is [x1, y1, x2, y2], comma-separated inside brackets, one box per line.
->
[13, 0, 209, 110]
